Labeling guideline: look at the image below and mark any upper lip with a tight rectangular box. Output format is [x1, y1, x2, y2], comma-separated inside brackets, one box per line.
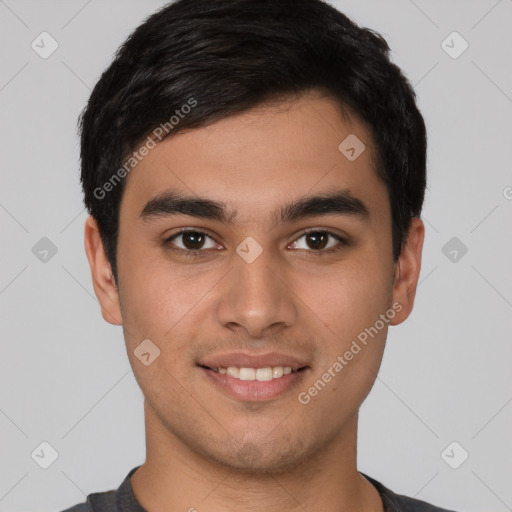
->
[198, 351, 310, 371]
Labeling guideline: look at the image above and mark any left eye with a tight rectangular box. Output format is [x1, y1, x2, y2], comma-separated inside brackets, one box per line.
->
[290, 231, 346, 252]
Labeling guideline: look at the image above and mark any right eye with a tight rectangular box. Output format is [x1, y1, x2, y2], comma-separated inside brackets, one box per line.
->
[164, 230, 221, 256]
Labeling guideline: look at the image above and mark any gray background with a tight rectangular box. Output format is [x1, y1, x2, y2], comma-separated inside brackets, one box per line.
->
[0, 0, 511, 510]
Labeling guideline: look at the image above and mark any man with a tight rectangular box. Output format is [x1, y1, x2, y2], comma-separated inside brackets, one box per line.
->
[62, 0, 458, 510]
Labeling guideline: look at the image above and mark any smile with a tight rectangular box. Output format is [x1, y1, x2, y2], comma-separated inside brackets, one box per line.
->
[198, 364, 309, 401]
[203, 365, 302, 381]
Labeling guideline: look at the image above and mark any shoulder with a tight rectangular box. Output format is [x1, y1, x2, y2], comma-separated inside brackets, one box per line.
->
[361, 473, 459, 512]
[59, 500, 91, 512]
[389, 492, 459, 512]
[58, 489, 116, 512]
[59, 465, 142, 512]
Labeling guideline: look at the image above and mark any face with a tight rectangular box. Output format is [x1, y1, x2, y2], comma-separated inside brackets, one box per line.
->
[85, 92, 424, 474]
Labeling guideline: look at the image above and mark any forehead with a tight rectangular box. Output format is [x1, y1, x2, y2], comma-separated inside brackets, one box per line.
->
[120, 93, 388, 225]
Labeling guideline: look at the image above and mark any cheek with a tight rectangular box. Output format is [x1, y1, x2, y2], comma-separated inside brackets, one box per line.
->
[118, 238, 186, 319]
[118, 247, 222, 361]
[297, 256, 393, 339]
[295, 264, 391, 420]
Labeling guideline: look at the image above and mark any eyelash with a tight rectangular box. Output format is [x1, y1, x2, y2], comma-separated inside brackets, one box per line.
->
[163, 228, 349, 258]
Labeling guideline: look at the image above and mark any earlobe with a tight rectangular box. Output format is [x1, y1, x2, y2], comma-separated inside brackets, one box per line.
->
[390, 217, 425, 326]
[84, 216, 123, 326]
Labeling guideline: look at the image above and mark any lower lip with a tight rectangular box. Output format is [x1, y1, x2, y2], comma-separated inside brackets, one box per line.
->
[198, 366, 309, 402]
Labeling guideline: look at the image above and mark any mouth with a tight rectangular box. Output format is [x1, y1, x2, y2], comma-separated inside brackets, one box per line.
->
[198, 364, 307, 380]
[197, 364, 310, 401]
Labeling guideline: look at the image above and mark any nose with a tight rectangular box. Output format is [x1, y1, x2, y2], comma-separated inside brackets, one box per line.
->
[215, 244, 298, 338]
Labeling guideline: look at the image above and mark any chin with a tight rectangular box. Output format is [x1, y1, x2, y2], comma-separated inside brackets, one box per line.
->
[205, 439, 310, 475]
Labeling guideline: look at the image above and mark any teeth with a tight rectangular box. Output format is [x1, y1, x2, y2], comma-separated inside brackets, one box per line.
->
[273, 367, 283, 378]
[239, 367, 256, 380]
[216, 366, 297, 381]
[256, 367, 273, 381]
[226, 367, 240, 378]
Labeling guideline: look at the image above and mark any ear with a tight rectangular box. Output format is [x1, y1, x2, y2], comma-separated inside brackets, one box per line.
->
[84, 216, 123, 325]
[390, 217, 425, 326]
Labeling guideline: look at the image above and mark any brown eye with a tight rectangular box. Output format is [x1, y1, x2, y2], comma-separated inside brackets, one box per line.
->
[290, 230, 348, 253]
[181, 232, 206, 250]
[305, 232, 329, 250]
[165, 230, 219, 254]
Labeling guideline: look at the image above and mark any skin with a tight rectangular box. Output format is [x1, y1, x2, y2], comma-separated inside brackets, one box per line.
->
[84, 91, 424, 512]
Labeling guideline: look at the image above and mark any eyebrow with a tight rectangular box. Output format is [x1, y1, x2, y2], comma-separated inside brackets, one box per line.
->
[138, 189, 370, 228]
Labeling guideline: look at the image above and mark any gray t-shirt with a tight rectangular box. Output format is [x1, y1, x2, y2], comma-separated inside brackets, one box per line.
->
[60, 466, 458, 512]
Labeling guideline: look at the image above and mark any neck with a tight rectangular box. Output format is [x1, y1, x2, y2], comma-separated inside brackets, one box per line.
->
[130, 401, 383, 512]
